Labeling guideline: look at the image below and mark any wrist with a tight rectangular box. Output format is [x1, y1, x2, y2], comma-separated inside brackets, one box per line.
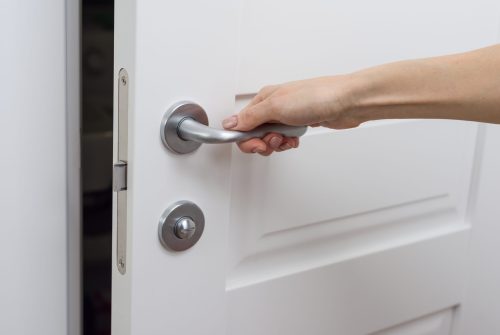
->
[336, 71, 379, 125]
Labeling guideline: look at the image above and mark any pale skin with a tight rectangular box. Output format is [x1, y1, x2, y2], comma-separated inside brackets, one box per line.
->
[222, 44, 500, 155]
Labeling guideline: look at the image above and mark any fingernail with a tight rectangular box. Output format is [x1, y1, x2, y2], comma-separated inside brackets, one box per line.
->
[222, 115, 238, 129]
[279, 143, 292, 150]
[269, 136, 281, 149]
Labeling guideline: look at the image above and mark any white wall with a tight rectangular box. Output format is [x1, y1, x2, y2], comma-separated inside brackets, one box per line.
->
[0, 1, 78, 334]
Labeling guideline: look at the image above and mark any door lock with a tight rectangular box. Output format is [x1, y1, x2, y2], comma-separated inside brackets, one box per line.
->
[158, 200, 205, 251]
[174, 217, 197, 240]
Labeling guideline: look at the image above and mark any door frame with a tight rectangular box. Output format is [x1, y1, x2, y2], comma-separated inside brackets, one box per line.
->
[1, 1, 81, 334]
[66, 0, 82, 334]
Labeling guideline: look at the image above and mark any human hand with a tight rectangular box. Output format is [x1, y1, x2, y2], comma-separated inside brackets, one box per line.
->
[221, 75, 360, 155]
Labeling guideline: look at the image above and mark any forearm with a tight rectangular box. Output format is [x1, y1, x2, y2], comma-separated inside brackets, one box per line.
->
[224, 45, 500, 154]
[346, 45, 500, 124]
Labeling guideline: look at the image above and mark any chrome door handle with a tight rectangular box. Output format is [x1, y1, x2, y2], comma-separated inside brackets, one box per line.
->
[178, 119, 307, 144]
[161, 101, 307, 154]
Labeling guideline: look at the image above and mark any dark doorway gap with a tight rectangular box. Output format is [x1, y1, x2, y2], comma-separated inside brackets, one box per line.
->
[81, 1, 114, 334]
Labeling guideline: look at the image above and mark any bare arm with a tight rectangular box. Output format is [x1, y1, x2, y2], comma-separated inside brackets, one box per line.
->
[223, 44, 500, 155]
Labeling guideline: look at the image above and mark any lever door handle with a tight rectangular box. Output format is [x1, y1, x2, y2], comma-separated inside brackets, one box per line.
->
[161, 101, 307, 154]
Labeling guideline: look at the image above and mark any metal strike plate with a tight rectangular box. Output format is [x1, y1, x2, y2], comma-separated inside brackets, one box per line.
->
[114, 68, 129, 274]
[158, 200, 205, 251]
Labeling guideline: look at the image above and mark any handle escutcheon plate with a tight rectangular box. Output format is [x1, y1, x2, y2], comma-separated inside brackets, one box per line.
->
[161, 101, 209, 154]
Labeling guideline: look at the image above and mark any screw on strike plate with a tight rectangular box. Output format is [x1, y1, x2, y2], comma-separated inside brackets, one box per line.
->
[121, 76, 127, 85]
[118, 258, 125, 269]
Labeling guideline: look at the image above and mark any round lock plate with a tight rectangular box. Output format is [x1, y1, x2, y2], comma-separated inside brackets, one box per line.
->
[160, 101, 209, 154]
[158, 200, 205, 251]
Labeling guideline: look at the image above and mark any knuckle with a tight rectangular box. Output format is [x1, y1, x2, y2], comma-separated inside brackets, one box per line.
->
[259, 85, 274, 95]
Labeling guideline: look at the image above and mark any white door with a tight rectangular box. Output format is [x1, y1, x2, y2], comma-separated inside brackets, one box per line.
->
[112, 1, 500, 334]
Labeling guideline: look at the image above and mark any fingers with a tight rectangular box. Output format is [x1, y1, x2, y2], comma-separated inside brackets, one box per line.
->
[237, 138, 267, 154]
[222, 84, 281, 132]
[222, 83, 300, 155]
[236, 134, 300, 156]
[237, 133, 282, 155]
[276, 137, 299, 152]
[223, 99, 276, 132]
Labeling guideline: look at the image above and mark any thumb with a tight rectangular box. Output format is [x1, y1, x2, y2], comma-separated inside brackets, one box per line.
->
[222, 100, 274, 131]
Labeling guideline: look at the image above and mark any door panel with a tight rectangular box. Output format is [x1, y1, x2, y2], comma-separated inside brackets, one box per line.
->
[227, 119, 476, 289]
[227, 232, 466, 334]
[229, 118, 475, 237]
[113, 0, 500, 334]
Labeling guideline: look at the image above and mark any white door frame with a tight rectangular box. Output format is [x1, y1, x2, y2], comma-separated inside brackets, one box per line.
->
[66, 0, 82, 334]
